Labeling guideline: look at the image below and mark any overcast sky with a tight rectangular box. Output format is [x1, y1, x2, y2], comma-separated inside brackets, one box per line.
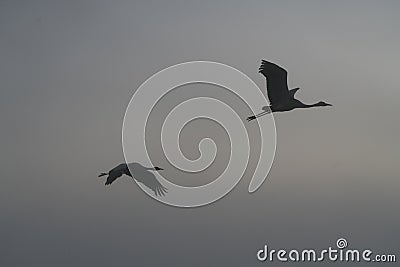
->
[1, 1, 399, 266]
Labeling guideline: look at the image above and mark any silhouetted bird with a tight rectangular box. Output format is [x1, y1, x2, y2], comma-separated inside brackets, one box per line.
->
[99, 162, 167, 196]
[247, 60, 331, 121]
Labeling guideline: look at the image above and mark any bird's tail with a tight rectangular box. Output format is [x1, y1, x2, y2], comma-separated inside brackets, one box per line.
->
[98, 172, 108, 177]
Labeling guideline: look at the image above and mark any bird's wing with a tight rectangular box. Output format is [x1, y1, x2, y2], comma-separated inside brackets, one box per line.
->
[289, 87, 300, 98]
[133, 171, 167, 196]
[259, 60, 291, 105]
[121, 164, 132, 177]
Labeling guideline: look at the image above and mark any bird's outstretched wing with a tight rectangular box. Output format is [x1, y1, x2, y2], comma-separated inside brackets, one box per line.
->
[133, 171, 168, 196]
[259, 60, 291, 105]
[289, 87, 300, 98]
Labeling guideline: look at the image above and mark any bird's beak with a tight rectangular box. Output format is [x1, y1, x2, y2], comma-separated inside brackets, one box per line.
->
[155, 167, 164, 171]
[327, 103, 333, 106]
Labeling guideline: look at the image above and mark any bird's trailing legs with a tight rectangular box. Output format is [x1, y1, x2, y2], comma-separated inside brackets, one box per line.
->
[247, 106, 271, 121]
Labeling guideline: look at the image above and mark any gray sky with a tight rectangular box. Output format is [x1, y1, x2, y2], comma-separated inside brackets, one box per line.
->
[1, 1, 399, 266]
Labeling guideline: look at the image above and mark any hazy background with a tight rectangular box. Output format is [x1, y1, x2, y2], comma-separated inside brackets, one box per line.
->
[1, 0, 399, 266]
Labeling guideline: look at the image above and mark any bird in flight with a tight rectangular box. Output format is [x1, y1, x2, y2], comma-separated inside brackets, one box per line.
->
[247, 60, 331, 121]
[98, 162, 167, 196]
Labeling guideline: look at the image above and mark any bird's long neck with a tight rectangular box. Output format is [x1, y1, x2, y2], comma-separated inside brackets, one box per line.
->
[145, 167, 162, 171]
[299, 102, 322, 108]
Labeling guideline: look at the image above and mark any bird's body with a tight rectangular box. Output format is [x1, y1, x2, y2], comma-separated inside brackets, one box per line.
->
[247, 60, 331, 121]
[100, 163, 131, 185]
[99, 162, 167, 196]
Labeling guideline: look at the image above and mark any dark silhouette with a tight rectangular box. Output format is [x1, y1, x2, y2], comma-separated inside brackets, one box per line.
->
[247, 60, 331, 121]
[99, 162, 167, 196]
